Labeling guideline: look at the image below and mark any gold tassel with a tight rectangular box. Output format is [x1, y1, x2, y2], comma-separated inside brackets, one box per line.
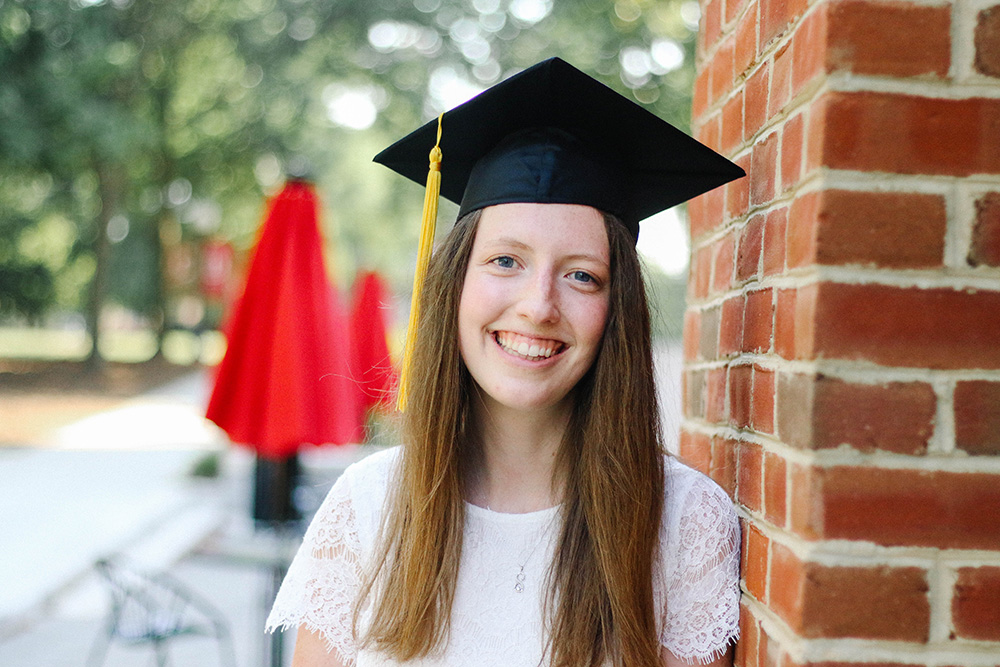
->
[397, 113, 444, 412]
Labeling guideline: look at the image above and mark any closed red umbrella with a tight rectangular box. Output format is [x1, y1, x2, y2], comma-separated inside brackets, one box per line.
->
[206, 178, 361, 462]
[349, 269, 398, 434]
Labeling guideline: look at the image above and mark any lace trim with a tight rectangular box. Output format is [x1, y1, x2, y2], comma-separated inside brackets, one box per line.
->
[658, 473, 742, 664]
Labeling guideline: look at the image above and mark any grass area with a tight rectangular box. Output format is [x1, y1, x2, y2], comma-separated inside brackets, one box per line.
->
[0, 327, 226, 365]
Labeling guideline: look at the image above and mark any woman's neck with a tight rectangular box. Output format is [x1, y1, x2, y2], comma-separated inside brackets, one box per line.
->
[467, 400, 570, 514]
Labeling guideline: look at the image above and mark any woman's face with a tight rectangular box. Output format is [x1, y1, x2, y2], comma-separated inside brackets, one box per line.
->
[458, 203, 611, 417]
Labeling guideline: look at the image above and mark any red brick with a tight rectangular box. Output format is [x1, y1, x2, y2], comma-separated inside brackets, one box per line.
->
[743, 289, 773, 353]
[752, 366, 776, 435]
[821, 92, 1000, 177]
[684, 368, 706, 418]
[746, 64, 771, 140]
[727, 155, 752, 220]
[805, 100, 825, 173]
[706, 366, 729, 423]
[698, 111, 723, 154]
[758, 621, 778, 667]
[770, 541, 804, 624]
[776, 372, 813, 447]
[720, 295, 745, 357]
[799, 565, 930, 641]
[975, 6, 1000, 78]
[744, 522, 770, 601]
[691, 186, 727, 241]
[727, 0, 749, 25]
[722, 92, 745, 154]
[787, 191, 819, 268]
[782, 375, 936, 454]
[814, 190, 946, 268]
[952, 566, 1000, 641]
[808, 466, 1000, 550]
[711, 436, 739, 497]
[691, 243, 713, 300]
[762, 207, 788, 276]
[761, 0, 792, 45]
[700, 305, 721, 360]
[786, 0, 808, 28]
[788, 462, 821, 539]
[689, 192, 707, 240]
[774, 286, 819, 360]
[704, 0, 725, 51]
[969, 191, 1000, 267]
[780, 114, 804, 192]
[750, 133, 779, 206]
[713, 233, 737, 295]
[694, 69, 711, 121]
[683, 311, 701, 361]
[735, 9, 759, 78]
[729, 361, 753, 423]
[737, 437, 762, 509]
[811, 282, 1000, 369]
[712, 39, 737, 105]
[770, 43, 793, 116]
[763, 450, 786, 524]
[737, 602, 760, 667]
[679, 429, 712, 474]
[954, 380, 1000, 456]
[820, 378, 935, 454]
[827, 0, 951, 77]
[737, 215, 764, 282]
[782, 284, 818, 361]
[792, 8, 828, 97]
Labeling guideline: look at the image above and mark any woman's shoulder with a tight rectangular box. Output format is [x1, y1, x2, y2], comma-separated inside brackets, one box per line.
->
[663, 455, 730, 501]
[660, 454, 739, 548]
[333, 445, 402, 499]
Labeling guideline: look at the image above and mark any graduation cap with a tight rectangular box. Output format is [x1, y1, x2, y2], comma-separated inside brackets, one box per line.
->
[375, 57, 744, 408]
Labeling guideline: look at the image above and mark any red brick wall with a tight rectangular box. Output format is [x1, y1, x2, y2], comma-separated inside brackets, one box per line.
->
[682, 0, 1000, 663]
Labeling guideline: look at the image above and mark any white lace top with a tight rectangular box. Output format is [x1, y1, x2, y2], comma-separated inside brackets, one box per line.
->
[266, 447, 740, 666]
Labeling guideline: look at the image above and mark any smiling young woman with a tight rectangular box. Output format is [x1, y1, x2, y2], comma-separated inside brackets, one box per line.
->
[266, 58, 746, 667]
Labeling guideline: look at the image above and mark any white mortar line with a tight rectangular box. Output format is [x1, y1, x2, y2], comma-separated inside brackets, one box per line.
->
[931, 378, 957, 455]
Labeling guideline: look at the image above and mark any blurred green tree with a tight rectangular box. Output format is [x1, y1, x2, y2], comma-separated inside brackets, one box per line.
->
[0, 0, 697, 359]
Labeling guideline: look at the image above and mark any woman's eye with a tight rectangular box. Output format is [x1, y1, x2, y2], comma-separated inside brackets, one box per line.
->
[570, 270, 595, 283]
[492, 256, 516, 269]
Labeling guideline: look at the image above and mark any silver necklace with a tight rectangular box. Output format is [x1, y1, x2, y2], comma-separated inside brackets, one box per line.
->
[478, 488, 557, 593]
[506, 513, 556, 594]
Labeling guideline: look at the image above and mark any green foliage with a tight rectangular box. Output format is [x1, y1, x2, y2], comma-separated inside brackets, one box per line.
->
[0, 0, 698, 347]
[0, 261, 56, 322]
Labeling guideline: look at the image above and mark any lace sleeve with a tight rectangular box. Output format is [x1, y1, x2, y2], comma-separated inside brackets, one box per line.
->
[265, 473, 363, 666]
[659, 472, 741, 664]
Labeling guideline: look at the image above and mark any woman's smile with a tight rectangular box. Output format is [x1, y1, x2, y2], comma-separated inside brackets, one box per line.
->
[493, 330, 565, 361]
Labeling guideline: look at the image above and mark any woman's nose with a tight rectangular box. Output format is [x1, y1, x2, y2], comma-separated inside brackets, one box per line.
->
[517, 273, 560, 324]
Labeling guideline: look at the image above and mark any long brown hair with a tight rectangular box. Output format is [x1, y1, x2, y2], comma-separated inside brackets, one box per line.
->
[357, 208, 665, 666]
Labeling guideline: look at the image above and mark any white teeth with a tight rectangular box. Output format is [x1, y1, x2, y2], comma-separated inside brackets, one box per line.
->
[495, 333, 560, 360]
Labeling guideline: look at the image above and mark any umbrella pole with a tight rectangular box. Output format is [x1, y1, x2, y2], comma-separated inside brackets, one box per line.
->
[253, 453, 300, 667]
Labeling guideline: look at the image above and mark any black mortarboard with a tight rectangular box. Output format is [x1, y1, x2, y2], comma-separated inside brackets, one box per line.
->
[374, 56, 745, 239]
[378, 57, 744, 409]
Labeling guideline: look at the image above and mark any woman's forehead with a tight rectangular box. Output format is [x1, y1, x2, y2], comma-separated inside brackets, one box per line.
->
[474, 203, 609, 260]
